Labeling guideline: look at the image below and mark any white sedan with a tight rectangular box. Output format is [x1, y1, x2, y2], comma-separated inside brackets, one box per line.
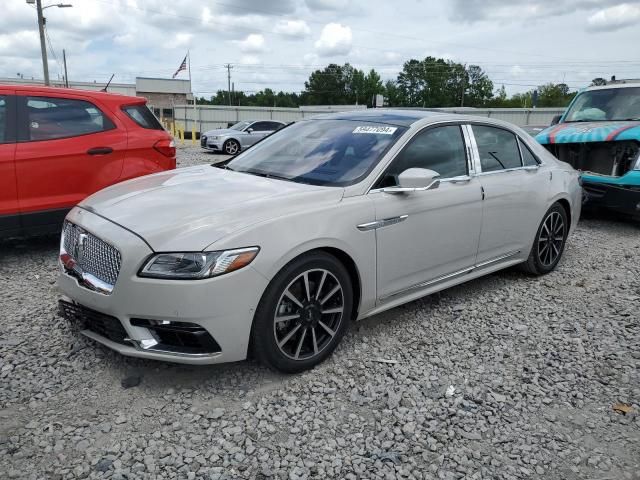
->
[58, 110, 582, 372]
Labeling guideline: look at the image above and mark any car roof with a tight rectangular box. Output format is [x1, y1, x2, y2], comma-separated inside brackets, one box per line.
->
[584, 82, 640, 91]
[0, 84, 145, 105]
[310, 108, 517, 129]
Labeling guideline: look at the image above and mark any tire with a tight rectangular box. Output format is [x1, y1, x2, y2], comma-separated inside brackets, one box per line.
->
[520, 202, 569, 275]
[251, 252, 353, 373]
[223, 139, 240, 155]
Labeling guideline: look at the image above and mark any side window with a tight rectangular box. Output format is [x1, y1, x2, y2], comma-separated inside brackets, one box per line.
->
[269, 122, 284, 131]
[0, 96, 6, 143]
[250, 122, 271, 132]
[377, 125, 467, 187]
[519, 139, 540, 166]
[122, 105, 164, 130]
[472, 125, 522, 172]
[26, 96, 115, 141]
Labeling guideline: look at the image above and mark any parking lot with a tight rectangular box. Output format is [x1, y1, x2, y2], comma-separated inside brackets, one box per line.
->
[0, 145, 639, 480]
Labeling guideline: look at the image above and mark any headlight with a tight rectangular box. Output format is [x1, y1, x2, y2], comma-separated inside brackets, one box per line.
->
[139, 247, 259, 279]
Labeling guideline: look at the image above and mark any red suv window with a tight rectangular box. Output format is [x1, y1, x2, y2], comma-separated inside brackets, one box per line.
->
[122, 105, 164, 130]
[26, 96, 115, 141]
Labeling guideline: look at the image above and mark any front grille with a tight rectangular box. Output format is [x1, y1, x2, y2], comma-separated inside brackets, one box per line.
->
[59, 300, 128, 345]
[63, 221, 121, 287]
[200, 135, 207, 147]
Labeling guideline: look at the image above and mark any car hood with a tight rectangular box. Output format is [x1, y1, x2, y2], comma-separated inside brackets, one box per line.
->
[79, 166, 343, 251]
[536, 121, 640, 145]
[202, 128, 239, 137]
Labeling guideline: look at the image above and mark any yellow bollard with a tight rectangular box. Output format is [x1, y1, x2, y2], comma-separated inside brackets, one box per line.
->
[179, 128, 185, 146]
[192, 127, 196, 146]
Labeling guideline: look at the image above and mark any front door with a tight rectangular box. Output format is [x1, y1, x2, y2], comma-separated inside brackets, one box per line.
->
[241, 121, 277, 148]
[0, 93, 19, 235]
[14, 94, 126, 229]
[369, 124, 483, 302]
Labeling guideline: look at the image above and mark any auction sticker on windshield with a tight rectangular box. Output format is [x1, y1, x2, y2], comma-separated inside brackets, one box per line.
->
[353, 126, 398, 135]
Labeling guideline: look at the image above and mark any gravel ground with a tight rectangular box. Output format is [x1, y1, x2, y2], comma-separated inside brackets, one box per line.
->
[1, 146, 639, 479]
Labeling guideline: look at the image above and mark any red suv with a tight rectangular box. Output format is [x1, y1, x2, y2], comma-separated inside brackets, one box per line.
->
[0, 85, 176, 238]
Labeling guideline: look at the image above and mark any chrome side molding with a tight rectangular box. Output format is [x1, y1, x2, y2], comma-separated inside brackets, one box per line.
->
[357, 215, 409, 231]
[379, 249, 521, 302]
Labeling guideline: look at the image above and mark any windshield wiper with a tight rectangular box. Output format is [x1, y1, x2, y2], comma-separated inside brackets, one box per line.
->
[239, 170, 295, 183]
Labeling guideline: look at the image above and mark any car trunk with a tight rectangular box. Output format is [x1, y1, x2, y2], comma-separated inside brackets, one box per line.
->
[543, 141, 639, 177]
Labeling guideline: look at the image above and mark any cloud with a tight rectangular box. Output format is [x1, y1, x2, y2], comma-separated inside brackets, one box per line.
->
[239, 55, 262, 65]
[274, 19, 311, 37]
[235, 34, 267, 53]
[314, 23, 352, 56]
[587, 3, 640, 31]
[305, 0, 346, 10]
[448, 0, 630, 23]
[213, 0, 298, 16]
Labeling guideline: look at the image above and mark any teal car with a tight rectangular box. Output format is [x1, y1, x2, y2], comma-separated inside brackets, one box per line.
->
[535, 82, 640, 219]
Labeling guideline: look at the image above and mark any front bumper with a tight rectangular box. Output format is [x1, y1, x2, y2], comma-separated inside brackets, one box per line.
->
[200, 135, 224, 151]
[582, 171, 640, 218]
[57, 207, 269, 365]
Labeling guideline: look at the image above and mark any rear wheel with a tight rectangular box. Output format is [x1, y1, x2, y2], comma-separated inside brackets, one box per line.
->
[521, 202, 568, 275]
[224, 139, 240, 155]
[251, 252, 352, 373]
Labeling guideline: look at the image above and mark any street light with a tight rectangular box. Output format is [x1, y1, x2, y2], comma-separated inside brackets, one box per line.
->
[28, 0, 73, 86]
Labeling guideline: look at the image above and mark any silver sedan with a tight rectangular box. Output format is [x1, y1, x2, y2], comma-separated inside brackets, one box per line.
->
[58, 110, 582, 373]
[200, 120, 286, 155]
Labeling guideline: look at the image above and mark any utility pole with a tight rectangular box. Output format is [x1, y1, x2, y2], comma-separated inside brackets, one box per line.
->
[62, 49, 69, 87]
[225, 63, 233, 106]
[36, 0, 49, 86]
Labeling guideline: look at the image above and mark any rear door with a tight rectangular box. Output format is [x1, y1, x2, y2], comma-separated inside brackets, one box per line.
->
[0, 92, 19, 235]
[14, 93, 126, 230]
[469, 124, 546, 264]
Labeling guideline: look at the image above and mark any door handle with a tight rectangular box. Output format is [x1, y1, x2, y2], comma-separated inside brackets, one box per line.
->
[87, 147, 113, 155]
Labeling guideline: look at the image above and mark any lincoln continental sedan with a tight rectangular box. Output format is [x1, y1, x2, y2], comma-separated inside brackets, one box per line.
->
[58, 110, 582, 372]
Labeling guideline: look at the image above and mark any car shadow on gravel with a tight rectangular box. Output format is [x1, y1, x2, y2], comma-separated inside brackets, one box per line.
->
[0, 234, 60, 257]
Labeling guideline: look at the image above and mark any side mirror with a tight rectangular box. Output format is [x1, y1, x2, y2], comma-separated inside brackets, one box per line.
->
[550, 114, 562, 126]
[246, 128, 254, 134]
[381, 168, 440, 194]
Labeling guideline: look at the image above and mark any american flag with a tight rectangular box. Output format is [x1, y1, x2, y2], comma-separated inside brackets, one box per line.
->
[172, 55, 187, 78]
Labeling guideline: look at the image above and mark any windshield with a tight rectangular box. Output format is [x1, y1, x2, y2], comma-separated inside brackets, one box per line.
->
[230, 121, 251, 131]
[564, 87, 640, 122]
[225, 119, 407, 186]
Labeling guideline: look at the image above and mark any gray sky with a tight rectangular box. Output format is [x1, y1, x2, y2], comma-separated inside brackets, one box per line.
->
[2, 0, 639, 97]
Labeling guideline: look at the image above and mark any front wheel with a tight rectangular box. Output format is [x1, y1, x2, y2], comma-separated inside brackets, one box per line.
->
[251, 252, 353, 373]
[521, 202, 569, 275]
[223, 139, 240, 155]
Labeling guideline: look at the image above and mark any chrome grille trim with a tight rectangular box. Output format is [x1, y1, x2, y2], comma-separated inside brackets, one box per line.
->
[61, 221, 122, 294]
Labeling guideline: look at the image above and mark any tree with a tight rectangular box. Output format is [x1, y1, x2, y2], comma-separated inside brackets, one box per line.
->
[394, 57, 493, 107]
[464, 65, 494, 107]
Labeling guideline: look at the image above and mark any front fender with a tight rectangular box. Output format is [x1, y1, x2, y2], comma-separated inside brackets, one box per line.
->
[207, 195, 378, 317]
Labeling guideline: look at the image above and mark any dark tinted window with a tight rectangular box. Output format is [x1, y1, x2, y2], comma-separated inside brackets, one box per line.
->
[472, 125, 522, 172]
[519, 139, 540, 166]
[27, 97, 115, 141]
[268, 121, 285, 131]
[250, 122, 273, 132]
[122, 104, 164, 130]
[0, 97, 6, 143]
[378, 125, 467, 187]
[227, 119, 406, 187]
